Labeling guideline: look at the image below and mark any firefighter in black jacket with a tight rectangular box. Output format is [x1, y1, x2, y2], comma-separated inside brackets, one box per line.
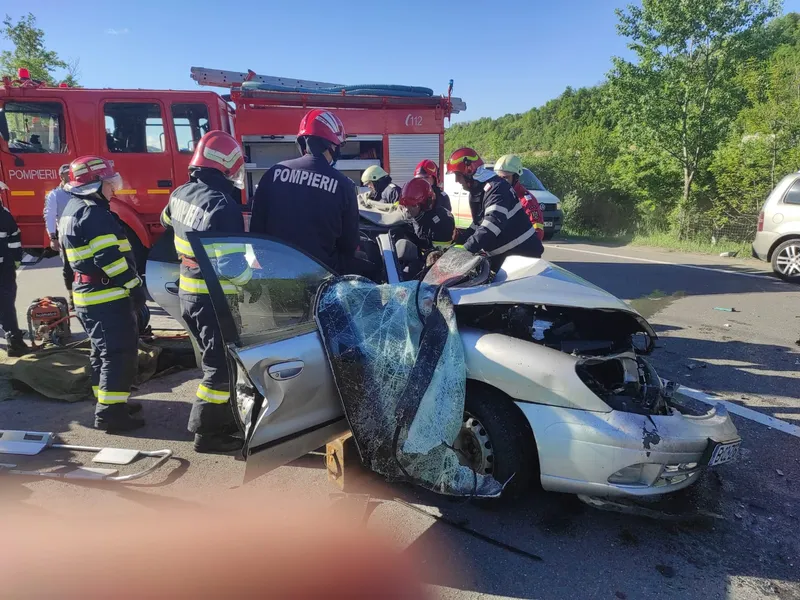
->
[0, 204, 30, 357]
[161, 130, 253, 454]
[250, 109, 364, 274]
[61, 157, 145, 431]
[399, 178, 455, 250]
[414, 159, 451, 211]
[447, 147, 543, 270]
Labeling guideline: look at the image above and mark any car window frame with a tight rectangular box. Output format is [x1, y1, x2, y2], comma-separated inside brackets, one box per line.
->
[782, 177, 800, 206]
[186, 231, 336, 348]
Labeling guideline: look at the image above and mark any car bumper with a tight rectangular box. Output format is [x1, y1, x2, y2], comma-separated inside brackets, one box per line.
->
[752, 231, 778, 261]
[515, 388, 740, 498]
[542, 210, 563, 233]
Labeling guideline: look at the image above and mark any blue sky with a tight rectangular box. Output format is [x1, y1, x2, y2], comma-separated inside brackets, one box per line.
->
[5, 0, 800, 124]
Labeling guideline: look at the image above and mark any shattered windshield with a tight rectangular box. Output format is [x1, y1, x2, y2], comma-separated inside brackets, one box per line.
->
[423, 247, 488, 288]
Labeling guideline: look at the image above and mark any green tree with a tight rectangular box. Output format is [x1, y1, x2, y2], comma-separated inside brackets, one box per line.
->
[610, 0, 780, 233]
[0, 13, 76, 85]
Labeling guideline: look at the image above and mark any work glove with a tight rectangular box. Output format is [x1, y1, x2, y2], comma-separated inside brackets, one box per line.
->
[243, 279, 262, 304]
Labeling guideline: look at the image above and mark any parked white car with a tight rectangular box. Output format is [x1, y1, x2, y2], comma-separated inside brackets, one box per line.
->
[147, 212, 740, 499]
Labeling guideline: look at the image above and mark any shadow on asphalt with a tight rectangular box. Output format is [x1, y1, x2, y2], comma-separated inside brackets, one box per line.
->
[651, 334, 800, 401]
[558, 261, 787, 301]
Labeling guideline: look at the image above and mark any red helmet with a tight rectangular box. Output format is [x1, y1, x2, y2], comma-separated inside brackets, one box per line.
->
[297, 109, 346, 146]
[445, 147, 484, 176]
[399, 178, 435, 212]
[67, 156, 122, 197]
[414, 159, 439, 181]
[190, 130, 246, 189]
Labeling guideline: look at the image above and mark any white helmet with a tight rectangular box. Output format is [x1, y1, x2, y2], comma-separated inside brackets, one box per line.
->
[361, 165, 389, 184]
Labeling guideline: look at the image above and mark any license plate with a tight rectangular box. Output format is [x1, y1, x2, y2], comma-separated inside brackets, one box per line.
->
[543, 221, 553, 227]
[707, 440, 740, 466]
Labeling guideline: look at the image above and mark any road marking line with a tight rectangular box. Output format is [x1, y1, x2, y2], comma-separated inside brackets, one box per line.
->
[678, 385, 800, 439]
[550, 245, 776, 281]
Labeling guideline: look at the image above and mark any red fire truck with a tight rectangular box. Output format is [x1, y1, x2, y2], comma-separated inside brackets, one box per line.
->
[0, 67, 465, 265]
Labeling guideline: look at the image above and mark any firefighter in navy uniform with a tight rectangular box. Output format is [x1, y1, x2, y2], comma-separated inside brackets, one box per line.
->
[0, 204, 30, 357]
[161, 130, 253, 454]
[413, 159, 451, 211]
[361, 165, 401, 204]
[447, 147, 543, 270]
[250, 109, 366, 274]
[399, 178, 455, 250]
[60, 157, 146, 431]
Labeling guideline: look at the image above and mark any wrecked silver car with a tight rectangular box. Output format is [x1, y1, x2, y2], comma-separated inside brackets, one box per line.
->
[147, 228, 740, 499]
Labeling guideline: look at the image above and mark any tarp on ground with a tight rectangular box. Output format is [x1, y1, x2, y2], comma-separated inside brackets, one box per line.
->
[8, 341, 160, 403]
[315, 275, 502, 497]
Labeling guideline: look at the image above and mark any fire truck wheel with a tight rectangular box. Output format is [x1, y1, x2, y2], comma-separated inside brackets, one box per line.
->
[124, 226, 149, 277]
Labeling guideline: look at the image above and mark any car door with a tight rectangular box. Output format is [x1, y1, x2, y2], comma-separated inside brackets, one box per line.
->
[187, 233, 348, 482]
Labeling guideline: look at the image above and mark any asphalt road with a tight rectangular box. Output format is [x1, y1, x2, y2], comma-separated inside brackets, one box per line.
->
[2, 241, 799, 600]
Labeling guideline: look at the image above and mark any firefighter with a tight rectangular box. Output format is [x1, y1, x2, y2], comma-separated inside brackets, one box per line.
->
[43, 164, 75, 307]
[447, 147, 543, 270]
[361, 165, 401, 204]
[494, 155, 545, 242]
[161, 130, 254, 454]
[399, 178, 455, 249]
[61, 156, 146, 431]
[250, 109, 367, 275]
[413, 159, 451, 211]
[0, 204, 30, 357]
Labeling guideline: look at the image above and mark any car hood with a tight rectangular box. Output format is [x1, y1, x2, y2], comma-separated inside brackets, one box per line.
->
[451, 256, 645, 315]
[529, 189, 560, 204]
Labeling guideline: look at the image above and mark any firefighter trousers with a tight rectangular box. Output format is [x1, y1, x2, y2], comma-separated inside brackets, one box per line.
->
[180, 293, 237, 435]
[0, 270, 23, 340]
[75, 298, 139, 420]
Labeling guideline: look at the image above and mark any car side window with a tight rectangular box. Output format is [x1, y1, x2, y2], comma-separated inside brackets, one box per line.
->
[104, 102, 166, 153]
[784, 179, 800, 205]
[197, 236, 332, 345]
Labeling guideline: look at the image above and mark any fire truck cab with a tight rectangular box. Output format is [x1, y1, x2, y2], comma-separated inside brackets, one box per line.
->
[0, 72, 230, 265]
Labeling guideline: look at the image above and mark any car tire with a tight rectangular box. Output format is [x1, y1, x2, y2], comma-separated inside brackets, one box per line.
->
[771, 238, 800, 282]
[543, 231, 554, 241]
[455, 383, 539, 499]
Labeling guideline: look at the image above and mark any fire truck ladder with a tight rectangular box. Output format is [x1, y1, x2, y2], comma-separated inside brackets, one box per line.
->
[189, 67, 466, 113]
[190, 66, 343, 91]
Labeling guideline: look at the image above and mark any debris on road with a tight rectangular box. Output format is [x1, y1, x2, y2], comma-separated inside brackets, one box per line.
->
[713, 307, 738, 313]
[777, 469, 785, 477]
[719, 251, 739, 258]
[724, 323, 731, 328]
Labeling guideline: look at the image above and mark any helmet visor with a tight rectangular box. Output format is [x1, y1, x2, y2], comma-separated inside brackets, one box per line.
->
[105, 173, 123, 193]
[229, 165, 245, 190]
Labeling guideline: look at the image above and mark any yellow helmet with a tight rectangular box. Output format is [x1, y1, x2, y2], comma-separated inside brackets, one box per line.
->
[494, 154, 523, 177]
[361, 165, 389, 183]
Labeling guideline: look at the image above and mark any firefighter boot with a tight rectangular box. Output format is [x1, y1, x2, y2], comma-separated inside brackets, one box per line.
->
[95, 404, 145, 433]
[6, 333, 31, 358]
[193, 433, 244, 454]
[127, 401, 143, 415]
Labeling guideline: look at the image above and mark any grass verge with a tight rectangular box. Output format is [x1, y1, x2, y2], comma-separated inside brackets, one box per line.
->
[559, 227, 753, 258]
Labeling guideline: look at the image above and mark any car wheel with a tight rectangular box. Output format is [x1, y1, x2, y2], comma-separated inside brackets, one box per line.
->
[453, 385, 539, 498]
[771, 239, 800, 282]
[543, 231, 554, 241]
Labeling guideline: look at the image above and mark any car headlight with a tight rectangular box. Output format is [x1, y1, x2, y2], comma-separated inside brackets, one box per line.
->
[555, 202, 562, 211]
